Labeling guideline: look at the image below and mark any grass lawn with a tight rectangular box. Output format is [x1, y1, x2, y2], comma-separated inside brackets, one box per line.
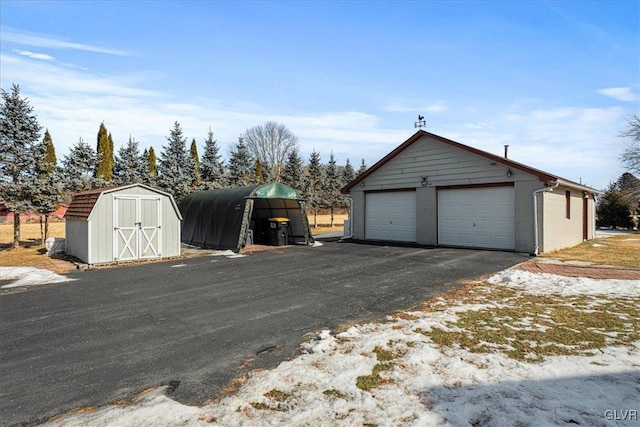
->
[0, 215, 346, 269]
[540, 233, 640, 269]
[0, 222, 66, 270]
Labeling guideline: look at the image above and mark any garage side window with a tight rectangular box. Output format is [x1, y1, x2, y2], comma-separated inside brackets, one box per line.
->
[565, 191, 571, 219]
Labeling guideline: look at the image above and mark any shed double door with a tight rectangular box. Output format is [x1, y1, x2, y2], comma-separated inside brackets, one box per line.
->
[113, 195, 162, 261]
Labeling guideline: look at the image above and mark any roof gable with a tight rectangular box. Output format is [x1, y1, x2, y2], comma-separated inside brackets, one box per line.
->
[65, 184, 182, 221]
[342, 130, 599, 194]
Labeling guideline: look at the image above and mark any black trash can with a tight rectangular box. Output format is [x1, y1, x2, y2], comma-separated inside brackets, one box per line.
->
[268, 217, 289, 246]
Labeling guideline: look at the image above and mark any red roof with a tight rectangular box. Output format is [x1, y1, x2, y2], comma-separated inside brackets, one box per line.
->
[65, 186, 119, 220]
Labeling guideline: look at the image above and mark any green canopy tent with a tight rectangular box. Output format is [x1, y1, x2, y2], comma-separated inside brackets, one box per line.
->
[179, 183, 313, 252]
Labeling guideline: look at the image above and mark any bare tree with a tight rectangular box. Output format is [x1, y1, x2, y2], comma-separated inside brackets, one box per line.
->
[244, 121, 298, 182]
[621, 113, 640, 175]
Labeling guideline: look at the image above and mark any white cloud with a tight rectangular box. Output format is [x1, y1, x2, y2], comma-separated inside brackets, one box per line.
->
[439, 103, 627, 189]
[597, 87, 638, 102]
[384, 101, 448, 114]
[2, 27, 132, 56]
[13, 49, 55, 61]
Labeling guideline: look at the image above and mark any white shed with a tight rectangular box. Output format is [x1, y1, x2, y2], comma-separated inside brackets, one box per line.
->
[65, 184, 182, 264]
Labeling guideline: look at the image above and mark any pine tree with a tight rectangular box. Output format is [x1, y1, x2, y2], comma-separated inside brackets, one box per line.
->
[356, 158, 367, 177]
[63, 138, 97, 192]
[94, 122, 113, 182]
[114, 135, 145, 185]
[199, 128, 226, 189]
[190, 138, 201, 186]
[0, 83, 42, 248]
[255, 158, 265, 184]
[342, 158, 356, 185]
[157, 121, 195, 202]
[596, 182, 634, 229]
[304, 150, 324, 228]
[324, 152, 343, 227]
[43, 129, 56, 173]
[31, 133, 63, 242]
[147, 146, 158, 180]
[227, 135, 254, 187]
[282, 148, 305, 192]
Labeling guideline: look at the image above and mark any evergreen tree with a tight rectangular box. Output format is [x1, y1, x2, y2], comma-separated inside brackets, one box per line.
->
[190, 138, 201, 186]
[356, 158, 367, 177]
[342, 158, 356, 186]
[227, 135, 254, 187]
[304, 150, 324, 228]
[157, 121, 195, 202]
[281, 148, 305, 192]
[324, 152, 343, 227]
[114, 135, 145, 185]
[596, 182, 634, 229]
[617, 172, 640, 215]
[31, 133, 63, 242]
[0, 83, 42, 248]
[94, 122, 114, 182]
[147, 146, 158, 179]
[43, 129, 56, 173]
[255, 158, 265, 184]
[199, 128, 226, 189]
[63, 138, 97, 192]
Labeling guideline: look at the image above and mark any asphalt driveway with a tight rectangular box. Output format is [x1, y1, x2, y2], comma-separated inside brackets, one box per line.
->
[0, 242, 526, 426]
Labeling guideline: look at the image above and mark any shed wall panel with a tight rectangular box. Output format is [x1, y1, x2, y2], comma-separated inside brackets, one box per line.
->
[65, 220, 89, 263]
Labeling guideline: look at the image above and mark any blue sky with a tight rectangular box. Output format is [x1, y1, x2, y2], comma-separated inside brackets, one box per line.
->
[1, 0, 638, 189]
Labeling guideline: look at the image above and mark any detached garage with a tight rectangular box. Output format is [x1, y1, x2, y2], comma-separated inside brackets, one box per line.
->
[343, 130, 601, 254]
[65, 184, 182, 264]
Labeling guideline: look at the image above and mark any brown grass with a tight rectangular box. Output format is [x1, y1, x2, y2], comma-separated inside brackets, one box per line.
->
[0, 222, 67, 271]
[541, 234, 640, 269]
[0, 215, 344, 271]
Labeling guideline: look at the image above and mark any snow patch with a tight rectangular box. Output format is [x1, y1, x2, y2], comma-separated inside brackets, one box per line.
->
[42, 270, 640, 426]
[0, 267, 74, 289]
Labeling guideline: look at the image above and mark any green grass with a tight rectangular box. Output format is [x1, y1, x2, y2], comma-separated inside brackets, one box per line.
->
[356, 345, 403, 391]
[417, 287, 640, 362]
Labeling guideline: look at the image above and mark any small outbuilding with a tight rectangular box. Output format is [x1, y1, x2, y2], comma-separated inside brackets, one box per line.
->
[342, 130, 602, 254]
[179, 183, 313, 251]
[65, 184, 182, 264]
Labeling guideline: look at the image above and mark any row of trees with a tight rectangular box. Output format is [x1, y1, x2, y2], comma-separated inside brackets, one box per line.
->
[1, 84, 367, 248]
[596, 114, 640, 229]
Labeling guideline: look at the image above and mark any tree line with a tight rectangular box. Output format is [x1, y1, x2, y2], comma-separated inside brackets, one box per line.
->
[596, 114, 640, 229]
[0, 84, 366, 248]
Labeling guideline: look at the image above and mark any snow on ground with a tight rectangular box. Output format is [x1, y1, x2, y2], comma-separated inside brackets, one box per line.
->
[44, 270, 640, 426]
[0, 266, 74, 289]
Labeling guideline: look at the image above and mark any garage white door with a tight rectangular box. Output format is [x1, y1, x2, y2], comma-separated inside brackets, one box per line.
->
[438, 187, 514, 250]
[365, 191, 416, 242]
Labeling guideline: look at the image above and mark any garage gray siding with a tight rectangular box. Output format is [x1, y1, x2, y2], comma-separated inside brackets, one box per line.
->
[349, 134, 542, 252]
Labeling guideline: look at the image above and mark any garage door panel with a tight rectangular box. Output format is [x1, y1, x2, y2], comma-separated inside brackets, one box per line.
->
[438, 187, 514, 250]
[366, 191, 416, 242]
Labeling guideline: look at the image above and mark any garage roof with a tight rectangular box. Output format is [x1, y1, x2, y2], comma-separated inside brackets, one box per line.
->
[342, 130, 601, 194]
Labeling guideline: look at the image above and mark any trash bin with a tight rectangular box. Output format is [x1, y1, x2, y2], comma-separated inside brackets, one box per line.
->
[268, 217, 289, 246]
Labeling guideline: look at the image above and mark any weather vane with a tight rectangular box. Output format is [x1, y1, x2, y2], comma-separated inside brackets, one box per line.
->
[414, 115, 426, 129]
